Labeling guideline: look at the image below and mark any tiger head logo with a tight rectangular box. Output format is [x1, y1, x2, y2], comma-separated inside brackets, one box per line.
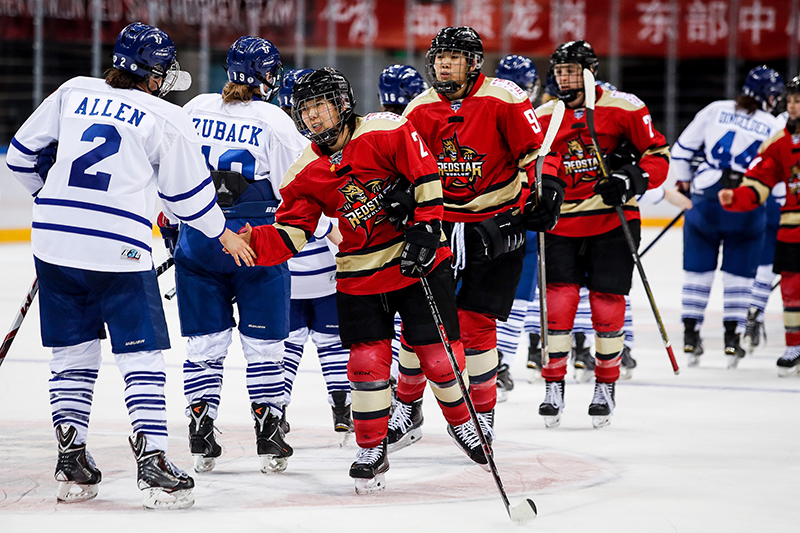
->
[436, 132, 486, 191]
[789, 164, 800, 195]
[339, 182, 369, 210]
[566, 138, 585, 159]
[337, 177, 387, 237]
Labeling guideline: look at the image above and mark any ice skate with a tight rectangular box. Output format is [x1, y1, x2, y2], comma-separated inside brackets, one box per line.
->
[619, 346, 637, 380]
[331, 391, 354, 447]
[588, 381, 615, 429]
[777, 346, 800, 377]
[386, 397, 423, 453]
[129, 433, 195, 510]
[724, 321, 746, 369]
[279, 405, 290, 435]
[742, 307, 763, 354]
[683, 318, 704, 367]
[572, 333, 595, 383]
[54, 424, 101, 503]
[538, 380, 564, 428]
[349, 439, 389, 495]
[252, 403, 293, 473]
[496, 351, 514, 402]
[447, 419, 489, 470]
[527, 333, 543, 383]
[476, 408, 496, 445]
[187, 400, 222, 473]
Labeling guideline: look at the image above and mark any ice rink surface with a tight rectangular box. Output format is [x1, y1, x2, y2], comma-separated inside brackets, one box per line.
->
[1, 228, 798, 533]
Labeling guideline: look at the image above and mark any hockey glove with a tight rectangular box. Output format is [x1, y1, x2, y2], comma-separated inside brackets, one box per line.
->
[400, 221, 440, 278]
[524, 175, 565, 232]
[157, 212, 179, 256]
[474, 208, 525, 260]
[35, 141, 58, 181]
[380, 177, 415, 229]
[594, 164, 649, 206]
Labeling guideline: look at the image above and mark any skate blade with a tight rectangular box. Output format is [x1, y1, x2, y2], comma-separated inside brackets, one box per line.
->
[260, 455, 289, 473]
[726, 355, 742, 369]
[387, 428, 422, 454]
[193, 454, 216, 473]
[56, 482, 99, 503]
[526, 367, 542, 383]
[337, 430, 352, 448]
[573, 367, 594, 384]
[778, 366, 800, 378]
[141, 487, 194, 510]
[354, 473, 386, 495]
[592, 415, 611, 429]
[542, 414, 561, 429]
[508, 498, 538, 524]
[688, 355, 701, 367]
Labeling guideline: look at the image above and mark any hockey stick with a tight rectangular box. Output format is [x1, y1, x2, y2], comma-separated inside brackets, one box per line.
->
[639, 210, 685, 257]
[419, 276, 537, 525]
[0, 256, 175, 367]
[582, 69, 680, 375]
[533, 99, 566, 368]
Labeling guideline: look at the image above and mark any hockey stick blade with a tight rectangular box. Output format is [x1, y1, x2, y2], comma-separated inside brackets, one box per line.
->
[509, 498, 538, 524]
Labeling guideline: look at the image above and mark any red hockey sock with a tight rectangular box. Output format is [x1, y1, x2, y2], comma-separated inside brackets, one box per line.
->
[414, 341, 470, 426]
[348, 340, 392, 448]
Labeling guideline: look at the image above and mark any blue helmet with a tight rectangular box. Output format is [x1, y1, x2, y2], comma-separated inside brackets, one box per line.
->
[113, 22, 190, 96]
[742, 65, 785, 112]
[226, 36, 283, 101]
[278, 68, 313, 108]
[495, 55, 539, 103]
[378, 65, 427, 108]
[544, 66, 558, 97]
[596, 80, 617, 92]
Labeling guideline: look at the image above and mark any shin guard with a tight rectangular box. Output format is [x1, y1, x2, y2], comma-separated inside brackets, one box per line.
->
[348, 340, 392, 448]
[541, 283, 580, 382]
[396, 341, 426, 404]
[414, 341, 470, 426]
[782, 272, 800, 347]
[590, 292, 626, 383]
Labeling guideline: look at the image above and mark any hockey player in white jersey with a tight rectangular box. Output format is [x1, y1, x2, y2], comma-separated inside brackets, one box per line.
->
[5, 22, 255, 510]
[169, 37, 308, 475]
[672, 65, 784, 368]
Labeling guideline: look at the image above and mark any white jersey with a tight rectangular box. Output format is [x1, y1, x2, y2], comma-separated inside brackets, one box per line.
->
[289, 217, 338, 299]
[668, 100, 782, 192]
[182, 93, 309, 198]
[6, 76, 224, 273]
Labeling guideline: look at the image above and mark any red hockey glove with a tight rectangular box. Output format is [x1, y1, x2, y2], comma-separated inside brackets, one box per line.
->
[474, 207, 525, 259]
[524, 175, 565, 232]
[157, 212, 179, 256]
[400, 222, 440, 278]
[594, 164, 649, 206]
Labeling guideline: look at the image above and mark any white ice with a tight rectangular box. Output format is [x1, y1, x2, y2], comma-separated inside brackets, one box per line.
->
[1, 228, 798, 533]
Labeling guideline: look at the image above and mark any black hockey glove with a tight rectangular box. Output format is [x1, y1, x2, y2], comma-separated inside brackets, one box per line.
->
[524, 175, 565, 232]
[400, 221, 440, 278]
[380, 176, 415, 229]
[157, 212, 179, 256]
[35, 141, 58, 181]
[593, 164, 649, 206]
[474, 207, 525, 260]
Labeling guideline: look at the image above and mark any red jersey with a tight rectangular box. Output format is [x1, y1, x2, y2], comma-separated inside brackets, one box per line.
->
[403, 73, 558, 223]
[726, 126, 800, 243]
[248, 113, 450, 295]
[535, 87, 670, 237]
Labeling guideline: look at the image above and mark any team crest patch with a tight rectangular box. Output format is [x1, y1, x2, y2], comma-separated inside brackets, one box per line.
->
[121, 247, 142, 262]
[562, 134, 602, 184]
[436, 132, 486, 191]
[337, 176, 387, 237]
[789, 164, 800, 196]
[574, 109, 585, 119]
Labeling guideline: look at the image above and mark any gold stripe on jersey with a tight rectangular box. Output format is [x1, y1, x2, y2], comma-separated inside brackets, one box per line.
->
[274, 223, 310, 254]
[415, 174, 443, 204]
[742, 177, 772, 204]
[444, 174, 521, 214]
[780, 211, 800, 228]
[559, 194, 638, 218]
[473, 77, 529, 104]
[534, 100, 557, 117]
[280, 144, 319, 189]
[642, 144, 671, 163]
[402, 87, 442, 117]
[597, 90, 645, 112]
[758, 128, 787, 154]
[518, 149, 540, 169]
[336, 239, 405, 276]
[351, 114, 407, 140]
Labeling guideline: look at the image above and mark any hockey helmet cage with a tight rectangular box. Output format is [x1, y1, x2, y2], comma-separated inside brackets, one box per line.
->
[379, 64, 428, 107]
[112, 22, 191, 97]
[550, 40, 598, 103]
[291, 67, 357, 147]
[742, 65, 785, 112]
[279, 68, 314, 108]
[496, 55, 539, 103]
[226, 36, 283, 102]
[425, 26, 484, 95]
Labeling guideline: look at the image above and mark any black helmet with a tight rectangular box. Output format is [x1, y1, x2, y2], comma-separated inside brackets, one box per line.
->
[425, 26, 484, 95]
[549, 40, 598, 103]
[786, 75, 800, 96]
[291, 67, 356, 147]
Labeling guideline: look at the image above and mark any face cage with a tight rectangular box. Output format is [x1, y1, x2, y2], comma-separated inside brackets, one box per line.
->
[291, 91, 350, 147]
[552, 64, 586, 103]
[425, 47, 483, 95]
[156, 60, 191, 97]
[257, 64, 284, 102]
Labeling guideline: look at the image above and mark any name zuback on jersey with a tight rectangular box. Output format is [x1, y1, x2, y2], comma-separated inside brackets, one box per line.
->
[191, 118, 263, 146]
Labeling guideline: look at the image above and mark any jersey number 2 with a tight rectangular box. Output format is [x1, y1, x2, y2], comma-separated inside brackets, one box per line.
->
[68, 123, 121, 192]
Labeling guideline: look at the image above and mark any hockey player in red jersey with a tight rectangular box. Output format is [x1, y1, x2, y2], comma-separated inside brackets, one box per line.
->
[534, 41, 670, 428]
[392, 26, 563, 449]
[719, 76, 800, 376]
[235, 67, 492, 494]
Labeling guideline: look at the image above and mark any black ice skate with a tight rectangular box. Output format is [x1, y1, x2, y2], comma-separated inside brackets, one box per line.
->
[619, 346, 637, 380]
[331, 390, 354, 447]
[742, 307, 764, 354]
[477, 408, 496, 445]
[387, 397, 423, 453]
[188, 400, 222, 473]
[496, 351, 514, 402]
[684, 318, 704, 366]
[252, 402, 293, 473]
[777, 346, 800, 377]
[54, 424, 102, 503]
[527, 333, 543, 383]
[129, 432, 195, 510]
[279, 405, 290, 434]
[724, 321, 746, 369]
[447, 419, 489, 470]
[572, 333, 595, 383]
[349, 439, 390, 495]
[538, 380, 565, 428]
[588, 381, 615, 429]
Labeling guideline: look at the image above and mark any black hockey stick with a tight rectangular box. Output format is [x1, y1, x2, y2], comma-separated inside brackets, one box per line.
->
[533, 99, 566, 367]
[639, 210, 685, 257]
[0, 256, 175, 367]
[419, 276, 537, 524]
[582, 69, 680, 375]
